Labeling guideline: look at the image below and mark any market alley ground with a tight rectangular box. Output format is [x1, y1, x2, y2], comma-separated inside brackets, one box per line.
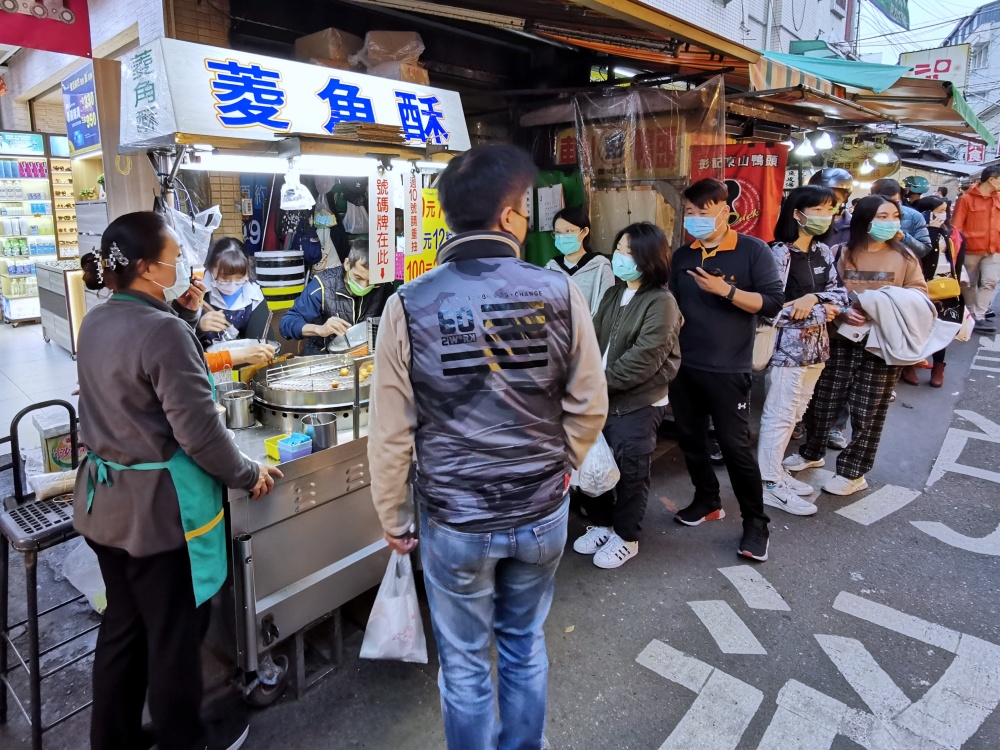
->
[1, 321, 999, 750]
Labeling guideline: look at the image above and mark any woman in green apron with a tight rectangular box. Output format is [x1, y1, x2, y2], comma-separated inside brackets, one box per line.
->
[73, 211, 282, 750]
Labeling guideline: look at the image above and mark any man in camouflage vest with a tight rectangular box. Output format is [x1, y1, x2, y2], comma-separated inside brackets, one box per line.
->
[368, 145, 607, 750]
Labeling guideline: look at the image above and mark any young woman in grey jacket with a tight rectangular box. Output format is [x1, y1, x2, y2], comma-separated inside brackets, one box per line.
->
[573, 222, 682, 569]
[545, 207, 615, 315]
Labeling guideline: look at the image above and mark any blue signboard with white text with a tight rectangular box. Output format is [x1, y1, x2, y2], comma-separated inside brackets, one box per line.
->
[61, 63, 101, 156]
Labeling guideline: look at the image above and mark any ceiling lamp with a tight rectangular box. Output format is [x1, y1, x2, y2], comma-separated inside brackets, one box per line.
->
[811, 131, 834, 150]
[794, 137, 817, 158]
[873, 151, 891, 164]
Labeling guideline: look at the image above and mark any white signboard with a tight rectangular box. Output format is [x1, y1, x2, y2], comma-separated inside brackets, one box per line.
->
[369, 169, 396, 284]
[900, 44, 970, 89]
[967, 141, 986, 164]
[120, 38, 471, 151]
[536, 184, 565, 232]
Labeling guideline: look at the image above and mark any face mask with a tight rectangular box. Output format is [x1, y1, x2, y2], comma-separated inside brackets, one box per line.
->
[554, 233, 581, 255]
[796, 213, 833, 236]
[347, 276, 374, 297]
[932, 212, 948, 224]
[214, 278, 247, 296]
[612, 252, 642, 282]
[868, 220, 901, 242]
[153, 259, 190, 303]
[684, 214, 720, 240]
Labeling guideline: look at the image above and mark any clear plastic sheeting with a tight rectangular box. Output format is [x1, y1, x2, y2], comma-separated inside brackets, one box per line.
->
[572, 77, 726, 251]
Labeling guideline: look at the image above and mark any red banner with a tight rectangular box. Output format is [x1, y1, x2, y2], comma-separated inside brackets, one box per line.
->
[0, 0, 92, 58]
[690, 143, 787, 243]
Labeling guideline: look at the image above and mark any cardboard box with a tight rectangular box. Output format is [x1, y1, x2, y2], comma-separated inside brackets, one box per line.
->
[33, 408, 86, 473]
[295, 28, 363, 64]
[370, 61, 430, 86]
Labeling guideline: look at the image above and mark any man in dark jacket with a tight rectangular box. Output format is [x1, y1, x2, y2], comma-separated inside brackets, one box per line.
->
[671, 178, 785, 562]
[278, 243, 393, 354]
[367, 145, 607, 750]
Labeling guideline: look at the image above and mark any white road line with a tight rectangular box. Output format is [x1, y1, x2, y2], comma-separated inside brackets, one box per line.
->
[688, 600, 767, 655]
[756, 680, 870, 750]
[717, 566, 790, 611]
[896, 634, 1000, 749]
[815, 635, 910, 718]
[636, 640, 712, 693]
[835, 484, 921, 526]
[970, 363, 1000, 373]
[833, 592, 961, 653]
[910, 520, 1000, 556]
[659, 669, 763, 750]
[956, 409, 1000, 438]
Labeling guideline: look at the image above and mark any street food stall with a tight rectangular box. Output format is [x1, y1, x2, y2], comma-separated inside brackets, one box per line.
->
[113, 37, 471, 701]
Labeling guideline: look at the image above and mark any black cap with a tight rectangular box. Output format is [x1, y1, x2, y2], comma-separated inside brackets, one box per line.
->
[808, 168, 854, 191]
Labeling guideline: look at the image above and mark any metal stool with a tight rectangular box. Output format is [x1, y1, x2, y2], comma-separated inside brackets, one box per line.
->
[0, 401, 91, 750]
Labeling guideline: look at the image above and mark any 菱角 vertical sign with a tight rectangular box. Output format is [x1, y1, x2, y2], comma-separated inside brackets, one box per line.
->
[900, 45, 970, 89]
[369, 170, 395, 284]
[406, 188, 451, 282]
[62, 63, 101, 156]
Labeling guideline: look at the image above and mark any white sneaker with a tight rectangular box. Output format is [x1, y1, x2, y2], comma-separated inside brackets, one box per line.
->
[827, 429, 848, 450]
[823, 474, 869, 496]
[783, 454, 825, 472]
[593, 533, 638, 569]
[781, 471, 815, 497]
[573, 526, 612, 555]
[764, 482, 818, 516]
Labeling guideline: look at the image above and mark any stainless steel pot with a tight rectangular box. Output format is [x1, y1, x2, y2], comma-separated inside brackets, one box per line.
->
[223, 389, 255, 430]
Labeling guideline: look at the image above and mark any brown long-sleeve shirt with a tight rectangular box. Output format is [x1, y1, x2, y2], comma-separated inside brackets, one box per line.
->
[73, 290, 259, 556]
[368, 281, 608, 537]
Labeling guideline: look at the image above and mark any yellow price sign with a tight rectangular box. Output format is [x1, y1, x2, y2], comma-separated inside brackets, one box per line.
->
[405, 188, 452, 283]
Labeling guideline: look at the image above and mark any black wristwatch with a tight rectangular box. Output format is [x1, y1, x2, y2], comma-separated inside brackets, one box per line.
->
[725, 284, 737, 301]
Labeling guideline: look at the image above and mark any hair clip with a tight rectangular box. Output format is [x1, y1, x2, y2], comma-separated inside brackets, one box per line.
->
[107, 242, 129, 270]
[95, 258, 105, 286]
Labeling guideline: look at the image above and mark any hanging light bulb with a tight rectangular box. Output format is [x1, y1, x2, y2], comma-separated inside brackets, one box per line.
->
[813, 131, 834, 150]
[859, 159, 875, 175]
[794, 137, 817, 158]
[873, 151, 891, 164]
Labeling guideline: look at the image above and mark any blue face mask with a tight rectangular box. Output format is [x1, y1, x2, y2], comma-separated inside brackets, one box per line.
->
[612, 252, 642, 281]
[868, 219, 900, 242]
[554, 233, 581, 255]
[684, 215, 720, 240]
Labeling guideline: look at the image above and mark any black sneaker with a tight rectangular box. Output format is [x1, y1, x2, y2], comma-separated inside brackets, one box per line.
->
[710, 441, 725, 466]
[986, 310, 996, 320]
[738, 521, 769, 562]
[974, 321, 997, 334]
[675, 497, 726, 526]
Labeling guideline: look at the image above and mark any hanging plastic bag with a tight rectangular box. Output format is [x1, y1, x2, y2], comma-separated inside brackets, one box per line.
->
[165, 204, 222, 267]
[62, 540, 107, 614]
[570, 432, 620, 497]
[956, 309, 976, 342]
[343, 202, 369, 234]
[359, 551, 427, 663]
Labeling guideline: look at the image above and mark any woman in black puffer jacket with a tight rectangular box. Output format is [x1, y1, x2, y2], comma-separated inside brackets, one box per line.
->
[572, 222, 682, 570]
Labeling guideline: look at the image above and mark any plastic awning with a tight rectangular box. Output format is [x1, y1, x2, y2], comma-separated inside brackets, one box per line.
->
[747, 53, 996, 147]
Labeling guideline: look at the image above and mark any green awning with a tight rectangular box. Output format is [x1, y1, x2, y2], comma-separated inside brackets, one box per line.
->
[762, 51, 910, 94]
[951, 86, 996, 148]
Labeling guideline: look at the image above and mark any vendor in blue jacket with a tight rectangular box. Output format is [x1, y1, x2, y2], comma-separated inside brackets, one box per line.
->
[279, 242, 394, 355]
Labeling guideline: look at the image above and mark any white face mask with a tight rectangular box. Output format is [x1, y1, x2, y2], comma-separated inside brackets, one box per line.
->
[153, 258, 191, 303]
[214, 278, 247, 296]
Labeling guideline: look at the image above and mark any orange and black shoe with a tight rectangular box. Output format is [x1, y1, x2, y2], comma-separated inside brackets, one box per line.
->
[674, 497, 726, 526]
[738, 519, 769, 562]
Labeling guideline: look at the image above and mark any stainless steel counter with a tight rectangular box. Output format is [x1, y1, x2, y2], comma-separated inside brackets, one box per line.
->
[215, 423, 388, 677]
[228, 422, 367, 468]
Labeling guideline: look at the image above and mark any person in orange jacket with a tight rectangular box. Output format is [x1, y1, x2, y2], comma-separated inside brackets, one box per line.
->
[952, 166, 1000, 333]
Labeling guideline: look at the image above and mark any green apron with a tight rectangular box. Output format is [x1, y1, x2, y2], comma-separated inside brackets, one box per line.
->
[84, 292, 228, 607]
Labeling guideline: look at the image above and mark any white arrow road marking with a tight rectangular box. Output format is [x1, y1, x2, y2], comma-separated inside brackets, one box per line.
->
[717, 566, 790, 611]
[815, 635, 911, 718]
[954, 409, 1000, 437]
[836, 485, 921, 526]
[978, 335, 1000, 352]
[636, 640, 763, 750]
[910, 521, 1000, 556]
[688, 600, 767, 655]
[833, 592, 961, 652]
[756, 680, 873, 750]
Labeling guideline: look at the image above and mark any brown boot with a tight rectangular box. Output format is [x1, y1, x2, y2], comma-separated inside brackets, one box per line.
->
[900, 365, 920, 386]
[930, 362, 946, 388]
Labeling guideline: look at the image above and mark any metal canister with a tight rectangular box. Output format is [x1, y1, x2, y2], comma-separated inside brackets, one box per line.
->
[222, 389, 255, 430]
[301, 412, 338, 451]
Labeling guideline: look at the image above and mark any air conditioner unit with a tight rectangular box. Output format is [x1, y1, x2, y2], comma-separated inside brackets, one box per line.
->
[831, 0, 848, 18]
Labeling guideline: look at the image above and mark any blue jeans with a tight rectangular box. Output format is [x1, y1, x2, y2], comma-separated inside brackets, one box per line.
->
[420, 498, 569, 750]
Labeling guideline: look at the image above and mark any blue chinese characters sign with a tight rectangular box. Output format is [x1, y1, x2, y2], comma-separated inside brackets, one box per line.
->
[120, 38, 470, 151]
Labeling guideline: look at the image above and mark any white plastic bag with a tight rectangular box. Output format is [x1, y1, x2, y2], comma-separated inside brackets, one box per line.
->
[27, 469, 77, 501]
[62, 540, 107, 614]
[165, 204, 222, 267]
[956, 310, 976, 342]
[343, 202, 369, 234]
[570, 432, 620, 497]
[752, 321, 778, 371]
[360, 551, 427, 663]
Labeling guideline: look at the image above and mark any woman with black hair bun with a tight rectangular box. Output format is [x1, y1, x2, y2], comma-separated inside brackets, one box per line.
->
[572, 222, 681, 569]
[74, 211, 282, 750]
[544, 206, 615, 315]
